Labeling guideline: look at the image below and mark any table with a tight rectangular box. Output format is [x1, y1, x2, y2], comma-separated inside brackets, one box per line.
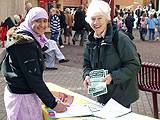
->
[42, 82, 158, 120]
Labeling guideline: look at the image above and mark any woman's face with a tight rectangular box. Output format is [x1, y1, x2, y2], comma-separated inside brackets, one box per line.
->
[32, 18, 48, 35]
[90, 14, 108, 36]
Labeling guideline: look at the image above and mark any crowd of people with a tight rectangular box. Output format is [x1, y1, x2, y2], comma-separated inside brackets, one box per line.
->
[48, 4, 90, 47]
[113, 4, 160, 42]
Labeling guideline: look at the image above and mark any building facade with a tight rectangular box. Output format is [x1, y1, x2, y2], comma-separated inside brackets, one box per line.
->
[38, 0, 88, 13]
[0, 0, 159, 24]
[0, 0, 87, 23]
[115, 0, 159, 11]
[0, 0, 26, 22]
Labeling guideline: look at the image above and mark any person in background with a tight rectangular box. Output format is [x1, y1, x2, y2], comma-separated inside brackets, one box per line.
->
[113, 15, 123, 30]
[50, 8, 61, 42]
[64, 8, 74, 45]
[157, 13, 160, 40]
[2, 17, 15, 29]
[44, 39, 69, 70]
[139, 12, 147, 41]
[147, 12, 158, 41]
[56, 3, 67, 48]
[3, 7, 68, 120]
[25, 2, 33, 15]
[125, 10, 135, 34]
[83, 0, 141, 108]
[119, 9, 124, 18]
[135, 5, 142, 29]
[72, 5, 86, 46]
[13, 14, 23, 27]
[36, 8, 68, 70]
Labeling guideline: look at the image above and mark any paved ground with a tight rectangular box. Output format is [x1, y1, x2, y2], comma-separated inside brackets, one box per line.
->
[0, 29, 160, 120]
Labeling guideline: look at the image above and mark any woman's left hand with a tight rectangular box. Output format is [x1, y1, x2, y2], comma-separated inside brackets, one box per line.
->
[103, 74, 112, 85]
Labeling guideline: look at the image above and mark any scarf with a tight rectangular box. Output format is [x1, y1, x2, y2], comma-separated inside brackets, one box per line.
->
[18, 7, 48, 46]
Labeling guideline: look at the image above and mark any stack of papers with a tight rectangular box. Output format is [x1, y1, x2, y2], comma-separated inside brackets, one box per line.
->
[48, 105, 93, 118]
[48, 98, 132, 119]
[93, 98, 132, 119]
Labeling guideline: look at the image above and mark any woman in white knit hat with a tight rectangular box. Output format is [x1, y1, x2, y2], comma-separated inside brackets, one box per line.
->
[83, 0, 141, 108]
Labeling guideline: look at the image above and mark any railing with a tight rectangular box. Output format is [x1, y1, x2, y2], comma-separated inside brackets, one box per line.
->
[137, 62, 160, 119]
[0, 26, 7, 48]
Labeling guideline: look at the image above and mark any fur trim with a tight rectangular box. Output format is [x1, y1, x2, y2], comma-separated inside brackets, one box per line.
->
[6, 27, 34, 47]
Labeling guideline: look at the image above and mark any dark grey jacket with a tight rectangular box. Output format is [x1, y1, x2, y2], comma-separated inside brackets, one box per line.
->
[83, 24, 141, 107]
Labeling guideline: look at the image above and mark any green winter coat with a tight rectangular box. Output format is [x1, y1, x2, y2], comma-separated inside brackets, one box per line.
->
[83, 24, 141, 107]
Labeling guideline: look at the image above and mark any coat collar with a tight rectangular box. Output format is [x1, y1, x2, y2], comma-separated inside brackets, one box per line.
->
[6, 27, 34, 48]
[88, 23, 114, 46]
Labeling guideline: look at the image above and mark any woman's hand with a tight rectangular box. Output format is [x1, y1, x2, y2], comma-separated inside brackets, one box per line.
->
[83, 76, 90, 89]
[58, 93, 68, 102]
[58, 93, 74, 106]
[103, 74, 112, 85]
[53, 101, 68, 113]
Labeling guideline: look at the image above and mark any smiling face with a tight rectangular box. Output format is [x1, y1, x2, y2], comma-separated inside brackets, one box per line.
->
[32, 18, 48, 35]
[90, 14, 108, 37]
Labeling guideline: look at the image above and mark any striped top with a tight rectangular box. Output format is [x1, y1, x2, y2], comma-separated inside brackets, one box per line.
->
[50, 14, 61, 33]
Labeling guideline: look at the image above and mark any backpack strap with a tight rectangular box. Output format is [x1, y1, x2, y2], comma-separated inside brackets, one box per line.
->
[112, 22, 120, 54]
[112, 29, 119, 55]
[112, 30, 142, 64]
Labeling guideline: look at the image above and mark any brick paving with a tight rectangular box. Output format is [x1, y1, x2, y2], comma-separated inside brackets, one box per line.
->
[0, 29, 160, 119]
